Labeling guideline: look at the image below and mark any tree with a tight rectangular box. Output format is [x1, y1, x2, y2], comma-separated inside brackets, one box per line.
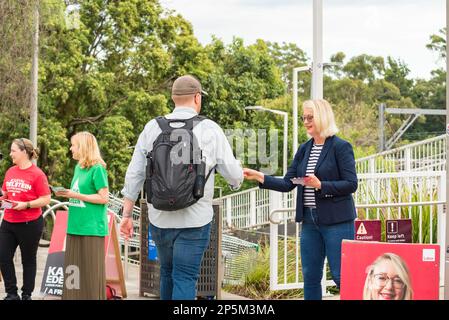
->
[343, 54, 385, 83]
[1, 1, 286, 193]
[1, 0, 446, 195]
[34, 0, 213, 189]
[384, 57, 413, 98]
[202, 38, 285, 127]
[328, 51, 346, 79]
[267, 42, 308, 92]
[0, 0, 34, 114]
[426, 28, 446, 60]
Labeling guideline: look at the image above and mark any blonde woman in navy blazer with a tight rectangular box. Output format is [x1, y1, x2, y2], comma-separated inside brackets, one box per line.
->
[244, 99, 357, 300]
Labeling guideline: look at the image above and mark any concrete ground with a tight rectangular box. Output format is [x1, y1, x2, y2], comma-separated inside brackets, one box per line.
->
[1, 247, 445, 300]
[0, 247, 249, 300]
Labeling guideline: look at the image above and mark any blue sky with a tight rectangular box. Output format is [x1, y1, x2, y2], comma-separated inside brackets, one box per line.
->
[161, 0, 445, 80]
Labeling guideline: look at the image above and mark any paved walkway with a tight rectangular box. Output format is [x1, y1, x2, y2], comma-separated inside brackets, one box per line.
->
[0, 247, 249, 300]
[2, 247, 445, 300]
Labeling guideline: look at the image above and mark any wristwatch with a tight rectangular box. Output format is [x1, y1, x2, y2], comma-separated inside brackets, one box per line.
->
[26, 202, 31, 209]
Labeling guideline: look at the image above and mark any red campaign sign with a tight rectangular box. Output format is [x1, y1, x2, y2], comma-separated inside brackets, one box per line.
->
[47, 211, 69, 254]
[45, 211, 114, 257]
[340, 240, 439, 300]
[386, 219, 412, 243]
[354, 220, 381, 242]
[40, 210, 126, 298]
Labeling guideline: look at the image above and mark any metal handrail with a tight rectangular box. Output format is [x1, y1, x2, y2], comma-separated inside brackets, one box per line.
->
[356, 134, 445, 162]
[42, 201, 70, 221]
[269, 200, 445, 224]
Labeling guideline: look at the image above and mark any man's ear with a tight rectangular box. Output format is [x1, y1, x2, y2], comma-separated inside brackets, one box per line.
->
[194, 94, 202, 112]
[194, 93, 201, 105]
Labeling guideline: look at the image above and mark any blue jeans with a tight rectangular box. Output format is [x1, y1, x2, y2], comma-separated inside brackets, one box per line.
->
[149, 222, 211, 300]
[300, 207, 354, 300]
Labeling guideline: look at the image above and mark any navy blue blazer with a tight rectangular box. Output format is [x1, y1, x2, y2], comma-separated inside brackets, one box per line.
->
[260, 135, 357, 225]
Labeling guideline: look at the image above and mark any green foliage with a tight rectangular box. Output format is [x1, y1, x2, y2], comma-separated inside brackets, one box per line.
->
[426, 28, 446, 60]
[96, 115, 134, 191]
[37, 117, 71, 184]
[224, 243, 305, 299]
[384, 57, 413, 97]
[0, 0, 34, 113]
[358, 177, 439, 244]
[267, 41, 308, 92]
[224, 239, 338, 299]
[0, 1, 446, 196]
[343, 54, 385, 83]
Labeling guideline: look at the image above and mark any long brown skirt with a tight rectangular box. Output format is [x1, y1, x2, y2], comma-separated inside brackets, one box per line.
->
[62, 234, 106, 300]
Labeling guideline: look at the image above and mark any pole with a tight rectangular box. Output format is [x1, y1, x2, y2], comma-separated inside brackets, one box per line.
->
[379, 103, 386, 152]
[283, 113, 288, 175]
[293, 69, 298, 157]
[30, 0, 39, 149]
[312, 0, 323, 99]
[124, 239, 129, 280]
[292, 66, 310, 157]
[444, 0, 449, 300]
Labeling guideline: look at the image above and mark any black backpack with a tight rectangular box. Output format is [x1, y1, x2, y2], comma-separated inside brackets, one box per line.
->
[145, 116, 214, 211]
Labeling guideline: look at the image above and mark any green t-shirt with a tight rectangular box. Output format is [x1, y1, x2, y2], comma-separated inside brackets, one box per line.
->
[67, 163, 109, 236]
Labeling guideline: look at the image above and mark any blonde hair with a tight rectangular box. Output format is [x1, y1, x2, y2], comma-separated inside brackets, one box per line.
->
[363, 253, 413, 300]
[71, 132, 106, 168]
[302, 99, 338, 138]
[13, 138, 39, 160]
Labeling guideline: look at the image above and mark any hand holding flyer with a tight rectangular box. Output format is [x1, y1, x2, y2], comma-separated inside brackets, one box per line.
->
[1, 200, 18, 209]
[50, 186, 69, 194]
[290, 177, 310, 186]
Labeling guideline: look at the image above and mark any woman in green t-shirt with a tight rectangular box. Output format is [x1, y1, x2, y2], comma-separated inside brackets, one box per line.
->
[55, 131, 109, 300]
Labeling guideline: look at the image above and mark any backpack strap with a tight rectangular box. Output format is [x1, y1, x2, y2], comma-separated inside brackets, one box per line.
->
[155, 116, 172, 132]
[155, 115, 207, 132]
[174, 115, 207, 131]
[205, 165, 216, 182]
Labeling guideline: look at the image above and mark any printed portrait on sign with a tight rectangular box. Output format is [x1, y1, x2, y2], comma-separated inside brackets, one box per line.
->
[340, 240, 439, 300]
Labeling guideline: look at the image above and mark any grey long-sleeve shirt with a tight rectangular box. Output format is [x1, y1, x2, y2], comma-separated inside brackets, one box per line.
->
[121, 107, 243, 228]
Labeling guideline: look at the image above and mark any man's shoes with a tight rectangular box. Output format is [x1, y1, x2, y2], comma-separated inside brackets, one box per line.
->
[4, 293, 21, 300]
[21, 294, 32, 301]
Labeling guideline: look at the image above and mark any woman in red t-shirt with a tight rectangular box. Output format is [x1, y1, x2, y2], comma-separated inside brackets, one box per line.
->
[0, 138, 51, 300]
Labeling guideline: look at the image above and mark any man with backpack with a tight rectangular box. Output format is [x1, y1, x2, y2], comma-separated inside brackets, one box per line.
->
[119, 75, 243, 300]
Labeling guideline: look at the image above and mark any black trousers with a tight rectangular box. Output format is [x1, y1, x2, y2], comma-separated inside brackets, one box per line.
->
[0, 216, 43, 296]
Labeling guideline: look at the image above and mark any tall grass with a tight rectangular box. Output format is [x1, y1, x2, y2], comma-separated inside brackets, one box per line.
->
[223, 235, 340, 299]
[224, 241, 305, 299]
[357, 176, 440, 243]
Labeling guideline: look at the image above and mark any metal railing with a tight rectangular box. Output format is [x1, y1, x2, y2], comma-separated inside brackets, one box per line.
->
[107, 193, 141, 250]
[269, 200, 446, 292]
[217, 171, 446, 231]
[356, 135, 446, 174]
[37, 194, 141, 268]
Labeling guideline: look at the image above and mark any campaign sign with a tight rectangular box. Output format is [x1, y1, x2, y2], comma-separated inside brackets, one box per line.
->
[354, 220, 381, 242]
[40, 210, 126, 298]
[148, 229, 158, 261]
[40, 211, 68, 296]
[386, 219, 412, 243]
[340, 240, 439, 300]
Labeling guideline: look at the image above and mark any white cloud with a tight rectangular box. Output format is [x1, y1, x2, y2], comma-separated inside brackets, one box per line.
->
[161, 0, 445, 79]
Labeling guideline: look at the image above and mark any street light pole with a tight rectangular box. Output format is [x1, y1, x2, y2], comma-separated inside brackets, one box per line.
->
[30, 0, 39, 149]
[245, 106, 288, 175]
[444, 0, 449, 301]
[282, 112, 288, 175]
[293, 66, 310, 157]
[312, 0, 324, 99]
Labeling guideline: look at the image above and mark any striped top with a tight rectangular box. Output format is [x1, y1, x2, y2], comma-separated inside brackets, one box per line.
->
[303, 144, 324, 208]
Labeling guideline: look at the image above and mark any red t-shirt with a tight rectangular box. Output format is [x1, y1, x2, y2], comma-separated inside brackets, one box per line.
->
[2, 164, 51, 223]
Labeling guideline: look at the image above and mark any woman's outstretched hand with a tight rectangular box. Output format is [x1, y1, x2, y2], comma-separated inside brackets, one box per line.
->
[243, 168, 264, 184]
